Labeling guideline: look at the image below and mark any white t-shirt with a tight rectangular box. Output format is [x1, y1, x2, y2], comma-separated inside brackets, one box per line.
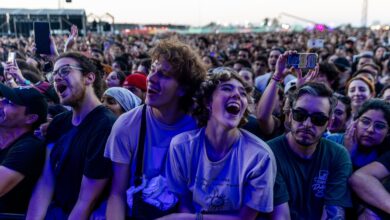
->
[104, 105, 197, 183]
[166, 128, 277, 214]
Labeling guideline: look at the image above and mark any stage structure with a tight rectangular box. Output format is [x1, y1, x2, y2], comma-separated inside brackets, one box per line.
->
[0, 8, 86, 36]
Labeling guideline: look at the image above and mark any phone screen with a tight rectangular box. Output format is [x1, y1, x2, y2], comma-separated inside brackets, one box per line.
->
[7, 52, 15, 63]
[287, 53, 317, 69]
[34, 22, 51, 55]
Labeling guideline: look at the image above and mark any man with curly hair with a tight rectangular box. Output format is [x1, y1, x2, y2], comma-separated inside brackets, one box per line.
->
[104, 38, 207, 220]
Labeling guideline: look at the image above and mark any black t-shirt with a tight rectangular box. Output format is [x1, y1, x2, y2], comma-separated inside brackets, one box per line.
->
[0, 133, 45, 213]
[46, 105, 116, 213]
[267, 135, 353, 220]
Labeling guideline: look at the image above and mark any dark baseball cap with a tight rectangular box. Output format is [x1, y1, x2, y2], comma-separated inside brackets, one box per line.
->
[0, 83, 48, 127]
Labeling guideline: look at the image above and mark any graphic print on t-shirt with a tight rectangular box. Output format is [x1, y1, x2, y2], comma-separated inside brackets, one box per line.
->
[312, 170, 329, 198]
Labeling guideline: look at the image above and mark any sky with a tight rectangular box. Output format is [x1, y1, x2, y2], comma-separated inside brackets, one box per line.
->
[1, 0, 390, 27]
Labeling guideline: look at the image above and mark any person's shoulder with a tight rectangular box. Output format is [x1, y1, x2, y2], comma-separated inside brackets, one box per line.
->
[320, 138, 350, 159]
[320, 137, 346, 150]
[325, 133, 345, 144]
[114, 105, 143, 127]
[12, 133, 45, 154]
[50, 109, 72, 126]
[240, 129, 275, 159]
[171, 128, 202, 147]
[240, 128, 269, 147]
[15, 133, 44, 146]
[89, 105, 117, 124]
[267, 134, 285, 147]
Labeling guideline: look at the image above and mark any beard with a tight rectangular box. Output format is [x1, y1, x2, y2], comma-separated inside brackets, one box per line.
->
[290, 126, 321, 147]
[60, 84, 86, 107]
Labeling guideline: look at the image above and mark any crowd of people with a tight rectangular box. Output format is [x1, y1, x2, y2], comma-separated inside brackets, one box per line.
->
[0, 23, 389, 220]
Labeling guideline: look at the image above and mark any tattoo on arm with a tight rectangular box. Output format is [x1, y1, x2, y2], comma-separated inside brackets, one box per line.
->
[324, 205, 345, 220]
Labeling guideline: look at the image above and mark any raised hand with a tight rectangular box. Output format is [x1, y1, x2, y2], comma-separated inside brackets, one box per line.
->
[64, 25, 78, 52]
[273, 50, 296, 81]
[295, 64, 319, 88]
[4, 61, 26, 86]
[343, 120, 359, 155]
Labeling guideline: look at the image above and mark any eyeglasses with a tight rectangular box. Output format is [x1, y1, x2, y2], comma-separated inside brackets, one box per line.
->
[358, 117, 389, 133]
[52, 64, 83, 78]
[292, 108, 329, 126]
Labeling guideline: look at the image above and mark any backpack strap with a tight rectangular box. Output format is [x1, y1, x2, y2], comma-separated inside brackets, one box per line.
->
[134, 104, 147, 186]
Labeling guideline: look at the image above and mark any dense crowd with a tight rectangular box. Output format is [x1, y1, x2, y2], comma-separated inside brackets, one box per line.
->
[0, 24, 390, 220]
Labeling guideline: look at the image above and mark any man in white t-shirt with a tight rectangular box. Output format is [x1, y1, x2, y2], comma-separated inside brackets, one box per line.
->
[104, 38, 207, 220]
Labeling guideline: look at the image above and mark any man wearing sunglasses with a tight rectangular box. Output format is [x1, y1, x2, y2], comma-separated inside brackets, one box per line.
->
[267, 82, 353, 220]
[0, 84, 47, 214]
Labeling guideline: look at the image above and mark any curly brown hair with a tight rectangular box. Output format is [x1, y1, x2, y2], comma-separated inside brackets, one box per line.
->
[193, 67, 253, 127]
[149, 38, 207, 113]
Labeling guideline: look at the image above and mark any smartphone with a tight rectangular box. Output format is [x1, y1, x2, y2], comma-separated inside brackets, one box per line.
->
[287, 53, 318, 69]
[7, 52, 16, 63]
[34, 22, 51, 55]
[307, 39, 324, 49]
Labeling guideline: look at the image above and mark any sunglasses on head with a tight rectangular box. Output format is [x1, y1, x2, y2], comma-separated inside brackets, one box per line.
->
[292, 108, 329, 126]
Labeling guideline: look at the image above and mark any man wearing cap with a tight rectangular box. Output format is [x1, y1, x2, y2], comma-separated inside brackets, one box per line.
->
[26, 52, 116, 219]
[0, 84, 47, 214]
[123, 72, 147, 102]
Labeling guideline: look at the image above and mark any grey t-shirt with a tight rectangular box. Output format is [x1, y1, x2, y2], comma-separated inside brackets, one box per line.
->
[104, 105, 197, 183]
[166, 128, 276, 214]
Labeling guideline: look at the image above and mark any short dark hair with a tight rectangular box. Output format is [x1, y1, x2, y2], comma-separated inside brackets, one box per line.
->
[254, 54, 268, 63]
[115, 71, 126, 86]
[269, 47, 285, 56]
[235, 59, 252, 69]
[319, 62, 339, 91]
[112, 58, 129, 72]
[333, 93, 352, 120]
[379, 84, 390, 98]
[55, 52, 104, 99]
[149, 38, 207, 113]
[356, 98, 390, 125]
[291, 82, 336, 115]
[194, 67, 252, 127]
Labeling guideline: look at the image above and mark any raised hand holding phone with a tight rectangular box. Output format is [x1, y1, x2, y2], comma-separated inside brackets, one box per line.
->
[34, 22, 51, 55]
[287, 53, 318, 69]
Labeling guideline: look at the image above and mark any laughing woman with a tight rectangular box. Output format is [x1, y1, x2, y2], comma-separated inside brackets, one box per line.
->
[159, 67, 277, 220]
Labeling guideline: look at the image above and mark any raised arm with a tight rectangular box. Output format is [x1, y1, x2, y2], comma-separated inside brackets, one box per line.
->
[64, 25, 78, 53]
[255, 51, 291, 135]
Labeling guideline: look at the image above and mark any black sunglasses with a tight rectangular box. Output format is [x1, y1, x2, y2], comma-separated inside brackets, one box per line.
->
[292, 108, 329, 126]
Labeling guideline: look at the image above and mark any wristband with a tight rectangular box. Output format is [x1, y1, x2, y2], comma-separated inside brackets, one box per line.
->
[23, 79, 31, 85]
[271, 75, 282, 82]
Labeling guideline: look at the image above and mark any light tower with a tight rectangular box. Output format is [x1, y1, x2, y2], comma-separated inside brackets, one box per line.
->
[361, 0, 368, 27]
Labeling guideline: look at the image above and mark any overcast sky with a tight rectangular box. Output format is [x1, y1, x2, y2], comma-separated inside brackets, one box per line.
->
[1, 0, 390, 27]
